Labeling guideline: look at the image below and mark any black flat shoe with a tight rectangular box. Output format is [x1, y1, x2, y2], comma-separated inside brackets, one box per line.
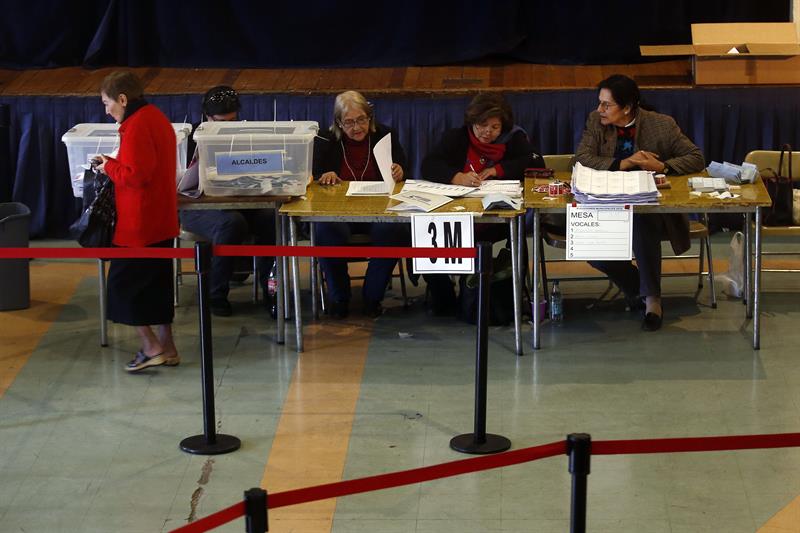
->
[641, 312, 663, 331]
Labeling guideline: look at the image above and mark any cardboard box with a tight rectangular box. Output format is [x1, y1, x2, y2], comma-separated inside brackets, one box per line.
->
[641, 23, 800, 85]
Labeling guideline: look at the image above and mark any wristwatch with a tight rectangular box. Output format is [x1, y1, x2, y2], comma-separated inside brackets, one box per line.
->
[661, 164, 669, 174]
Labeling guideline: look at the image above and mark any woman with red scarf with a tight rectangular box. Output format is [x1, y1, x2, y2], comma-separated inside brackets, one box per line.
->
[421, 93, 544, 315]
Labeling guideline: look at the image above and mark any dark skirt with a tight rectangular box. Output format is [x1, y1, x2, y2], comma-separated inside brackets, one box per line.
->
[107, 239, 175, 326]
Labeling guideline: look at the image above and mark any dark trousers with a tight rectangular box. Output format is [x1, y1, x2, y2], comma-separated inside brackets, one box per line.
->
[180, 209, 275, 300]
[589, 213, 665, 298]
[315, 222, 408, 304]
[423, 223, 511, 301]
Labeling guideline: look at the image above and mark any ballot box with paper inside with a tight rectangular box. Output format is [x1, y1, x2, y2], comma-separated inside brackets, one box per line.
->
[193, 121, 318, 196]
[61, 123, 191, 198]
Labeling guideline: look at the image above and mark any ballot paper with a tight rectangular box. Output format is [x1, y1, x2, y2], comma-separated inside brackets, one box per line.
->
[346, 134, 395, 196]
[571, 162, 659, 204]
[402, 180, 474, 197]
[707, 161, 757, 184]
[388, 190, 452, 212]
[481, 193, 521, 210]
[463, 180, 523, 198]
[689, 177, 728, 192]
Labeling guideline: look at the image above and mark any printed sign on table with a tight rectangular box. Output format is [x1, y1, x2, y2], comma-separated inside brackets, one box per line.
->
[565, 204, 633, 261]
[216, 151, 284, 175]
[411, 213, 474, 274]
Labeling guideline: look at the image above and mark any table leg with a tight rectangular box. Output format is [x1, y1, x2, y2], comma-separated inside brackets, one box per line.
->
[275, 211, 285, 345]
[510, 216, 523, 356]
[745, 213, 753, 318]
[282, 217, 291, 319]
[532, 210, 541, 350]
[310, 223, 319, 320]
[289, 217, 304, 353]
[753, 207, 762, 350]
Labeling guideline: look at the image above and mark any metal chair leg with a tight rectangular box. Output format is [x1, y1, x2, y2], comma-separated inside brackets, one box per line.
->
[698, 232, 705, 289]
[398, 259, 408, 308]
[538, 237, 549, 305]
[704, 216, 717, 309]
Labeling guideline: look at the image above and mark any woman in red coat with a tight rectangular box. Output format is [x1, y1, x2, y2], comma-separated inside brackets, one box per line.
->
[96, 71, 180, 372]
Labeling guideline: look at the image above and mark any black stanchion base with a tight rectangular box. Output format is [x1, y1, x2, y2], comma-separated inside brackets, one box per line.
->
[180, 434, 241, 455]
[450, 433, 511, 455]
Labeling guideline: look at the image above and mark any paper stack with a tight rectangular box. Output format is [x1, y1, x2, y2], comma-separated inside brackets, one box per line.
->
[571, 163, 659, 205]
[707, 161, 757, 184]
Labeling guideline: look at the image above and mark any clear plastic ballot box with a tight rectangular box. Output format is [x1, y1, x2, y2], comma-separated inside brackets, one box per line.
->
[62, 123, 191, 197]
[192, 121, 318, 196]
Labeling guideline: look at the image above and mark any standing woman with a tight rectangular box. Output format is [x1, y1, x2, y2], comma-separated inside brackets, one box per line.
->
[96, 71, 180, 371]
[313, 90, 408, 318]
[574, 74, 705, 331]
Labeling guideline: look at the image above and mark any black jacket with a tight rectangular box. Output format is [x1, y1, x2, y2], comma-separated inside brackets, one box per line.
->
[420, 126, 544, 183]
[312, 124, 407, 179]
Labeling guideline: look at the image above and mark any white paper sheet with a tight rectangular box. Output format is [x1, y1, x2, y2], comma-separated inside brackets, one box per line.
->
[389, 190, 452, 212]
[373, 133, 395, 192]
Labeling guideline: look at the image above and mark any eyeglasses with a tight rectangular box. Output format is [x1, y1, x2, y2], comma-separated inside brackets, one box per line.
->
[598, 101, 618, 111]
[340, 116, 370, 129]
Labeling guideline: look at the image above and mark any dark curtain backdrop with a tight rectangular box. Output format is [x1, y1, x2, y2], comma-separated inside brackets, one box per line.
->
[0, 0, 789, 68]
[2, 88, 800, 237]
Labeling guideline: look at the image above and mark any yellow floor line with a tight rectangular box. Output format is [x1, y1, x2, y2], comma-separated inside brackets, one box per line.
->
[261, 318, 373, 533]
[758, 494, 800, 532]
[0, 261, 94, 398]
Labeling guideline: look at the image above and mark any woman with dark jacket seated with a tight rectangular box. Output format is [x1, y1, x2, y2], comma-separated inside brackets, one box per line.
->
[313, 90, 408, 319]
[574, 74, 705, 331]
[421, 92, 544, 315]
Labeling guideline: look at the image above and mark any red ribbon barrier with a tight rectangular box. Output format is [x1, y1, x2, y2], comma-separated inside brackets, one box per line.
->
[593, 432, 800, 455]
[168, 502, 244, 533]
[0, 245, 476, 260]
[0, 247, 195, 259]
[168, 431, 800, 533]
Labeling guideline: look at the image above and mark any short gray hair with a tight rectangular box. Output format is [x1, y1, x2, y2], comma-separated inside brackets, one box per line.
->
[330, 90, 375, 140]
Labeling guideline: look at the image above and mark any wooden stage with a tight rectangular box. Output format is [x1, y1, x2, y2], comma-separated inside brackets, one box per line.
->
[0, 59, 693, 97]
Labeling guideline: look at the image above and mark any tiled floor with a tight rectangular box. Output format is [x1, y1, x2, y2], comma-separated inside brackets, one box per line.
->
[1, 236, 799, 532]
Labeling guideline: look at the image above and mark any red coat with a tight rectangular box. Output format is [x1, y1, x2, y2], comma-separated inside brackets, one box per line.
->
[104, 103, 179, 247]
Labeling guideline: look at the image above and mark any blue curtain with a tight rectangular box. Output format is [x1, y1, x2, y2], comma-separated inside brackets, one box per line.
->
[3, 88, 800, 237]
[0, 1, 787, 68]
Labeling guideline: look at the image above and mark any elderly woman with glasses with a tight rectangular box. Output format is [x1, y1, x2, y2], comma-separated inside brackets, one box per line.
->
[420, 92, 544, 316]
[312, 90, 408, 319]
[574, 74, 705, 331]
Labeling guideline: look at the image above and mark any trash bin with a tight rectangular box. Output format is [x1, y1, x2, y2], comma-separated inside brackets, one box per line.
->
[0, 202, 31, 310]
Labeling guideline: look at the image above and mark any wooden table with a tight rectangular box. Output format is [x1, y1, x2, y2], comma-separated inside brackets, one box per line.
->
[524, 173, 773, 350]
[280, 181, 527, 354]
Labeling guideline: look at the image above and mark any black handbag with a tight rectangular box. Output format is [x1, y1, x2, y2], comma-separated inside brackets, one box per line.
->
[762, 144, 794, 226]
[69, 170, 116, 247]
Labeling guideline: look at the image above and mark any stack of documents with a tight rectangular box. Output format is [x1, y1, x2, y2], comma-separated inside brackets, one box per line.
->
[707, 161, 757, 184]
[388, 190, 452, 212]
[402, 179, 522, 198]
[689, 177, 729, 192]
[571, 163, 659, 205]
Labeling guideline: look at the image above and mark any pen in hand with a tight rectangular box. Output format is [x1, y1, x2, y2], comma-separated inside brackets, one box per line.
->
[469, 163, 481, 186]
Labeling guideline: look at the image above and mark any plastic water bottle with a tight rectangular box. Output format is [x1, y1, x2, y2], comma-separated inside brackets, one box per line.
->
[549, 281, 563, 322]
[267, 263, 278, 319]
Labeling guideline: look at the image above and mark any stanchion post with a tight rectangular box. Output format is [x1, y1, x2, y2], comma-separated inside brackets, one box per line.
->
[450, 242, 511, 455]
[180, 242, 241, 455]
[244, 488, 268, 533]
[567, 433, 591, 533]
